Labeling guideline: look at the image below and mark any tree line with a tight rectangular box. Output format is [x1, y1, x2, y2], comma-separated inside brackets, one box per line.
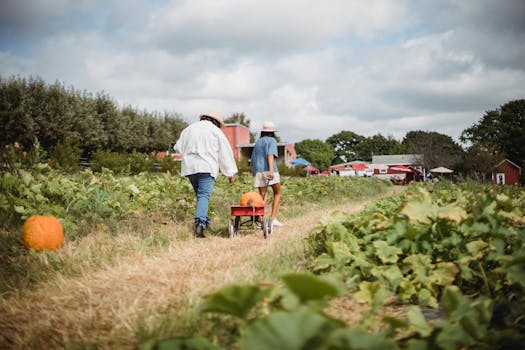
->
[294, 130, 464, 172]
[1, 75, 523, 181]
[0, 76, 187, 155]
[294, 100, 524, 181]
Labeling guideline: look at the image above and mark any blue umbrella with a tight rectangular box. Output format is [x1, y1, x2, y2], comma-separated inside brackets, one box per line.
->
[291, 158, 311, 167]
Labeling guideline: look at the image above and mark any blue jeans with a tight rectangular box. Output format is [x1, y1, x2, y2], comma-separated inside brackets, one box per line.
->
[188, 173, 215, 228]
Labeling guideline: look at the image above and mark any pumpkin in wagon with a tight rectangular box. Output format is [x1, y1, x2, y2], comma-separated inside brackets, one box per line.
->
[239, 192, 264, 207]
[22, 215, 64, 251]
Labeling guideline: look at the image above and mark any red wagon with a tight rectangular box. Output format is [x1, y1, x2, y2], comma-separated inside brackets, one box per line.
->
[228, 205, 271, 238]
[229, 181, 272, 238]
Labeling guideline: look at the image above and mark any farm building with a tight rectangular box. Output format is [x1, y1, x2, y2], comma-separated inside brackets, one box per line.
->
[370, 154, 424, 181]
[223, 124, 296, 167]
[491, 159, 521, 185]
[328, 161, 373, 177]
[371, 154, 423, 168]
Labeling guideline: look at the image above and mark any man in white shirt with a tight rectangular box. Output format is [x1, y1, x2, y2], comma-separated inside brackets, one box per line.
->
[174, 111, 238, 238]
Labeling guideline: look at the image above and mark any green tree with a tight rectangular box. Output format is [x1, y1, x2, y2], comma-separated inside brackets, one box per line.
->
[461, 99, 525, 172]
[356, 134, 403, 162]
[402, 131, 464, 169]
[0, 75, 188, 157]
[326, 131, 365, 163]
[294, 139, 334, 170]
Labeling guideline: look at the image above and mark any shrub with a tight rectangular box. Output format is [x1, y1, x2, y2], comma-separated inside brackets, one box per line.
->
[91, 150, 155, 175]
[49, 139, 82, 172]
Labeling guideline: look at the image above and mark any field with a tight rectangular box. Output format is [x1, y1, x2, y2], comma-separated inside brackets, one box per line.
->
[0, 168, 524, 349]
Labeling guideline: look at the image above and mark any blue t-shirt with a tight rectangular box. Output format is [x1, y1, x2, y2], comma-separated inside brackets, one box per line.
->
[251, 136, 278, 174]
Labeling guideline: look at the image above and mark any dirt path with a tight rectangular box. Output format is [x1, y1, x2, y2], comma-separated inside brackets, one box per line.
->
[0, 192, 400, 349]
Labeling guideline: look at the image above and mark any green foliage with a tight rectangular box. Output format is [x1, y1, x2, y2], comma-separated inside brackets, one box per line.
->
[326, 130, 365, 163]
[294, 139, 334, 170]
[402, 130, 464, 170]
[157, 154, 180, 173]
[461, 99, 525, 180]
[49, 138, 82, 172]
[0, 75, 187, 154]
[325, 131, 404, 163]
[0, 138, 48, 173]
[149, 337, 222, 350]
[356, 133, 404, 162]
[200, 285, 267, 319]
[91, 150, 155, 175]
[155, 182, 524, 349]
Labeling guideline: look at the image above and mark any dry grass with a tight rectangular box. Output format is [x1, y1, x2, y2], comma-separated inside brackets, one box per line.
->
[0, 189, 403, 349]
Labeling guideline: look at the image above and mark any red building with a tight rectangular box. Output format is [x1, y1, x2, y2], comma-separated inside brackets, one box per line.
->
[222, 124, 251, 160]
[222, 124, 296, 167]
[491, 159, 521, 185]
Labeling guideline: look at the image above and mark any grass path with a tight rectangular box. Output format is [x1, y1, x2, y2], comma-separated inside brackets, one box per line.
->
[0, 189, 402, 349]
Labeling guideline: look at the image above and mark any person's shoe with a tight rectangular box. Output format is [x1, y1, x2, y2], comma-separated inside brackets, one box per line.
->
[195, 222, 206, 238]
[271, 218, 283, 227]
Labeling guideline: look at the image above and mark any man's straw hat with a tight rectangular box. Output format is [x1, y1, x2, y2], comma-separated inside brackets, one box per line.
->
[200, 111, 224, 128]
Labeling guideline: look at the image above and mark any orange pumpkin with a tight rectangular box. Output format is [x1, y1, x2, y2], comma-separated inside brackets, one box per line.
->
[22, 215, 64, 251]
[240, 192, 264, 207]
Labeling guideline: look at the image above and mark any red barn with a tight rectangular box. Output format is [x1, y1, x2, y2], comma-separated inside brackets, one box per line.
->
[491, 159, 521, 185]
[222, 123, 251, 160]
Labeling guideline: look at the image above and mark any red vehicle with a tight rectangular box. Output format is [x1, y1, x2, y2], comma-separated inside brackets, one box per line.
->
[228, 181, 272, 238]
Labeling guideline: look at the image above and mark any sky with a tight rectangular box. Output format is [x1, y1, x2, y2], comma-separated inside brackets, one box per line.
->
[1, 0, 524, 144]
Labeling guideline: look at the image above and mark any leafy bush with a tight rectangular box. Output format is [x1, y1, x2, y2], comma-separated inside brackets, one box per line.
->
[0, 138, 47, 173]
[149, 272, 523, 350]
[157, 153, 181, 173]
[48, 139, 82, 172]
[91, 150, 155, 175]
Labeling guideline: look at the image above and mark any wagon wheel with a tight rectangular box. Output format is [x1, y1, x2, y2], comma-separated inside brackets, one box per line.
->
[234, 216, 241, 232]
[228, 218, 235, 238]
[263, 218, 271, 239]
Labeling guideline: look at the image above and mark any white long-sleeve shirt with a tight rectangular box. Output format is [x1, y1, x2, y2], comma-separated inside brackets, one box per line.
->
[174, 120, 238, 179]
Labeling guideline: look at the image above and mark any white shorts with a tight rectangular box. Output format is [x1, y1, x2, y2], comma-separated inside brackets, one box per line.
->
[254, 171, 280, 188]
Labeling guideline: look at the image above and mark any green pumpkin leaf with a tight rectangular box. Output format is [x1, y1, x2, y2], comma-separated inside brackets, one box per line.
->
[404, 339, 430, 350]
[436, 203, 467, 223]
[200, 284, 266, 319]
[152, 336, 223, 350]
[400, 279, 417, 302]
[407, 306, 433, 337]
[429, 262, 459, 286]
[325, 221, 348, 240]
[281, 273, 342, 304]
[328, 327, 399, 350]
[497, 253, 525, 288]
[400, 193, 434, 224]
[312, 253, 335, 271]
[418, 288, 438, 308]
[373, 240, 402, 264]
[381, 265, 404, 290]
[354, 281, 390, 310]
[465, 240, 488, 258]
[239, 307, 339, 350]
[435, 321, 475, 349]
[329, 241, 352, 267]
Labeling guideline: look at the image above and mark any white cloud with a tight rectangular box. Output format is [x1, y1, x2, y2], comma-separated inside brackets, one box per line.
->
[139, 0, 412, 52]
[0, 0, 524, 146]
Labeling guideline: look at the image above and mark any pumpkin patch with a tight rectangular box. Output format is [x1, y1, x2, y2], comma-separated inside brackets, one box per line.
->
[22, 215, 64, 251]
[239, 192, 264, 207]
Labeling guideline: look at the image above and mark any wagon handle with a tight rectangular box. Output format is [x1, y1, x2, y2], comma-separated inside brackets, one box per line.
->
[261, 177, 271, 202]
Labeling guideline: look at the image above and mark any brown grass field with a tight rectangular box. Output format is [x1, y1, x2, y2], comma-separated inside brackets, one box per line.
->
[0, 188, 403, 349]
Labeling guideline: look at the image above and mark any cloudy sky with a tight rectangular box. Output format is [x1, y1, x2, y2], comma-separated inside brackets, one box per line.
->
[1, 0, 524, 144]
